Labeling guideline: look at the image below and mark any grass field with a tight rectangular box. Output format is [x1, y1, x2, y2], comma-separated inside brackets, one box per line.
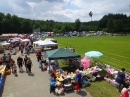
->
[51, 36, 130, 97]
[54, 36, 130, 73]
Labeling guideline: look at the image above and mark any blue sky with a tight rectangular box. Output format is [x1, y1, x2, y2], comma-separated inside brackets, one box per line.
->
[0, 0, 130, 22]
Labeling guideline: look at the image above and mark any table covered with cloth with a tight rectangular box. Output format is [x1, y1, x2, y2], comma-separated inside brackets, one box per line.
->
[0, 65, 6, 90]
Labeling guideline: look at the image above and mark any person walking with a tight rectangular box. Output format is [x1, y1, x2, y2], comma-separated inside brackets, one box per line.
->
[36, 51, 42, 62]
[24, 55, 29, 71]
[21, 47, 24, 56]
[26, 58, 32, 73]
[10, 58, 15, 73]
[116, 68, 126, 91]
[27, 46, 30, 55]
[7, 53, 11, 62]
[13, 63, 18, 76]
[17, 56, 24, 72]
[1, 54, 7, 65]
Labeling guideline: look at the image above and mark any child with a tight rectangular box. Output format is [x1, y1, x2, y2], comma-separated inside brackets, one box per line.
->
[13, 63, 18, 76]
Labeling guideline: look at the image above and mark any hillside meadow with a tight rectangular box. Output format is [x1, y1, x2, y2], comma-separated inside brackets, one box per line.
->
[54, 36, 130, 73]
[50, 35, 130, 97]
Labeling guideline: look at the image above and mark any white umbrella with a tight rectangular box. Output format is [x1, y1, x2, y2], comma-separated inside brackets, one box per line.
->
[2, 42, 10, 46]
[21, 39, 30, 42]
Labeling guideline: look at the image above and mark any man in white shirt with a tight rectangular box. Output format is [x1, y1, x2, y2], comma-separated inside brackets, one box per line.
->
[69, 46, 72, 52]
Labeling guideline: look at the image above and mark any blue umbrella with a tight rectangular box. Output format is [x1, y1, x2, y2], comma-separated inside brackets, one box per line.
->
[85, 51, 103, 58]
[11, 39, 20, 43]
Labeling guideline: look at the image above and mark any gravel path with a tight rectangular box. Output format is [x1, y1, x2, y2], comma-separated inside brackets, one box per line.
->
[1, 52, 92, 97]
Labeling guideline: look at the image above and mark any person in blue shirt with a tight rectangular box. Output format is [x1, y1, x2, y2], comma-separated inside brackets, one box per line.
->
[2, 54, 7, 64]
[75, 70, 82, 88]
[116, 68, 125, 91]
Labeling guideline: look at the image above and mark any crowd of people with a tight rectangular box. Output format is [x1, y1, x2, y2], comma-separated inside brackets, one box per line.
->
[0, 37, 35, 76]
[0, 52, 33, 76]
[0, 36, 129, 96]
[65, 46, 76, 52]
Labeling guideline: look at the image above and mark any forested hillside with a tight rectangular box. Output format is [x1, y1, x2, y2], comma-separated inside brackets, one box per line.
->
[0, 12, 130, 34]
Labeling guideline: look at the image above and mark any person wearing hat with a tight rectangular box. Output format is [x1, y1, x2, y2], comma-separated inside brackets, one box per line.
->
[116, 68, 126, 91]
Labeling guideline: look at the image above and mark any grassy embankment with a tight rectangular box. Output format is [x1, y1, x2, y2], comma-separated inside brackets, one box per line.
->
[52, 36, 130, 97]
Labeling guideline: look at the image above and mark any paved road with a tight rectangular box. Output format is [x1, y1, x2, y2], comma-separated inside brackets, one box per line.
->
[1, 52, 92, 97]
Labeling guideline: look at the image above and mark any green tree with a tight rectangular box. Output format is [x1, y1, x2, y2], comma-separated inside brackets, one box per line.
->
[113, 20, 123, 33]
[21, 19, 32, 33]
[11, 15, 21, 32]
[89, 11, 93, 21]
[107, 18, 114, 33]
[75, 19, 81, 31]
[0, 12, 5, 33]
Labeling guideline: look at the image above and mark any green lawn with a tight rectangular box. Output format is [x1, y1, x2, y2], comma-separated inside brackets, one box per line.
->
[49, 36, 130, 97]
[54, 36, 130, 73]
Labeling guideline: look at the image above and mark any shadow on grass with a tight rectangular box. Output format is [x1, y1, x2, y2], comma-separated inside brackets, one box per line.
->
[0, 75, 7, 97]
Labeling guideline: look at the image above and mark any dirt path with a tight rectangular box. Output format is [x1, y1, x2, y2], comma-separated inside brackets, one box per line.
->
[1, 51, 92, 97]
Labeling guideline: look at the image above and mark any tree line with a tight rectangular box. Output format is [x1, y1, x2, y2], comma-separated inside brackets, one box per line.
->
[0, 12, 130, 34]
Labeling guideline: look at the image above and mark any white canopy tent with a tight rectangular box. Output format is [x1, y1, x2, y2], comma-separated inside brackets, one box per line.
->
[33, 40, 44, 45]
[44, 38, 57, 43]
[37, 39, 57, 46]
[44, 38, 54, 41]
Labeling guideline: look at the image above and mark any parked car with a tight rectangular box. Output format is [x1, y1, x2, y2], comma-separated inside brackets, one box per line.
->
[72, 32, 77, 36]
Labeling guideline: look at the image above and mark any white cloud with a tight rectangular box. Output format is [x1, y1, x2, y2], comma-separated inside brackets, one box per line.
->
[0, 0, 129, 22]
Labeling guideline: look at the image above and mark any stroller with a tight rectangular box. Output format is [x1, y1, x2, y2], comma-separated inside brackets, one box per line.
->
[50, 78, 56, 93]
[82, 76, 89, 87]
[63, 78, 73, 92]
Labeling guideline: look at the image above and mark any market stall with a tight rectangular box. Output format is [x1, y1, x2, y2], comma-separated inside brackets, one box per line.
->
[46, 48, 81, 80]
[37, 39, 57, 47]
[34, 39, 58, 51]
[104, 64, 130, 88]
[46, 48, 106, 95]
[46, 48, 80, 60]
[44, 38, 57, 43]
[0, 65, 6, 90]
